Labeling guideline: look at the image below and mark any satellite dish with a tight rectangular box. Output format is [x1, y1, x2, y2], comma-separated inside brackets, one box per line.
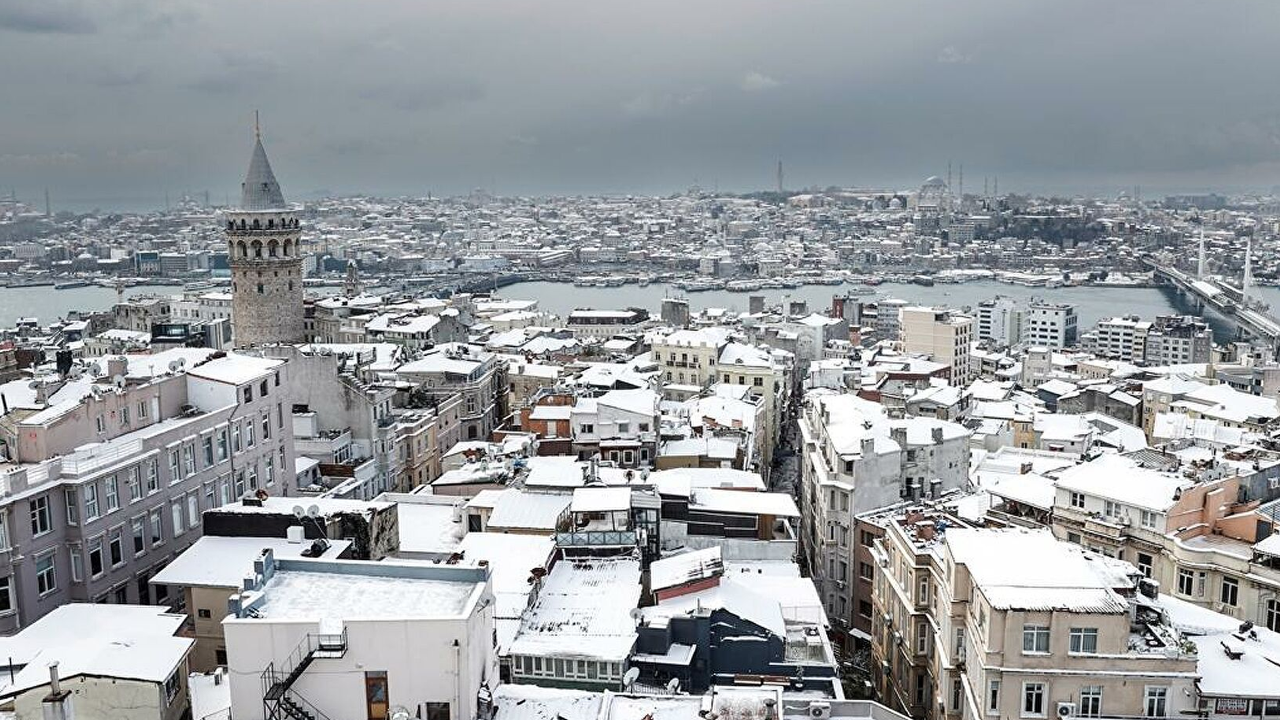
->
[389, 707, 412, 720]
[292, 505, 306, 519]
[665, 677, 680, 694]
[168, 359, 183, 373]
[623, 667, 640, 689]
[306, 504, 321, 518]
[629, 607, 644, 621]
[113, 375, 126, 389]
[27, 380, 41, 390]
[68, 366, 83, 379]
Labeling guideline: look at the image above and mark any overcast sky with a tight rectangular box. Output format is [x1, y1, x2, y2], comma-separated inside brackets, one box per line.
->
[2, 0, 1279, 210]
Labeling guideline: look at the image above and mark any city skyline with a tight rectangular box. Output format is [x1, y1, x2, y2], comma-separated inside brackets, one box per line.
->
[3, 0, 1280, 211]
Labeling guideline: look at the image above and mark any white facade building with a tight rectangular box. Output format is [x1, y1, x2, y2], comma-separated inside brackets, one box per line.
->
[224, 551, 496, 720]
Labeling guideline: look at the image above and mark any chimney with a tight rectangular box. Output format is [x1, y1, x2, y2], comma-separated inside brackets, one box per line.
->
[43, 661, 72, 720]
[917, 521, 936, 541]
[105, 355, 127, 380]
[931, 427, 943, 444]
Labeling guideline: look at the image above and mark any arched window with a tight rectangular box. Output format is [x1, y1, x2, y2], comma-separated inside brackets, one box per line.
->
[267, 218, 275, 229]
[251, 241, 263, 259]
[283, 239, 292, 256]
[268, 240, 279, 257]
[239, 219, 247, 230]
[236, 241, 248, 258]
[227, 221, 234, 230]
[252, 219, 260, 230]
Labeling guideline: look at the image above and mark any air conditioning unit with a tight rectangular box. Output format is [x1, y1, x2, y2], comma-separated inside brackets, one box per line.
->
[1056, 702, 1076, 718]
[808, 701, 831, 720]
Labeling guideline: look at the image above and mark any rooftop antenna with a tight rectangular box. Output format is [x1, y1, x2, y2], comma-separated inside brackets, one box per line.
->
[776, 160, 784, 193]
[958, 163, 963, 204]
[254, 109, 261, 140]
[1197, 226, 1207, 280]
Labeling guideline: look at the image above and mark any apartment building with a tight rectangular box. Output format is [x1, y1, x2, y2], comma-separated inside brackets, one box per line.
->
[1085, 315, 1151, 364]
[870, 522, 1198, 720]
[1023, 299, 1078, 349]
[0, 349, 295, 632]
[1051, 453, 1280, 632]
[652, 327, 729, 387]
[565, 308, 649, 339]
[799, 393, 970, 642]
[1145, 315, 1212, 366]
[899, 307, 974, 385]
[975, 296, 1021, 347]
[396, 343, 509, 443]
[571, 388, 660, 467]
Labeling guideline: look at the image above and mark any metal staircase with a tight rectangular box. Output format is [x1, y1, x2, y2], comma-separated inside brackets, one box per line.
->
[260, 628, 348, 720]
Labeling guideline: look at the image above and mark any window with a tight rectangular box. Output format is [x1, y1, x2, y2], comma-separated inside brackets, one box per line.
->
[69, 548, 83, 583]
[169, 449, 181, 481]
[1137, 552, 1153, 578]
[1103, 500, 1120, 517]
[1177, 568, 1195, 596]
[0, 577, 13, 614]
[30, 496, 51, 536]
[859, 562, 874, 580]
[277, 402, 284, 429]
[216, 430, 228, 461]
[1079, 686, 1102, 718]
[146, 459, 159, 493]
[202, 435, 214, 467]
[127, 466, 141, 502]
[425, 704, 451, 720]
[915, 621, 928, 653]
[1069, 491, 1085, 508]
[231, 424, 241, 453]
[1140, 509, 1158, 529]
[89, 537, 105, 576]
[1221, 576, 1239, 607]
[955, 627, 967, 662]
[246, 421, 255, 447]
[1022, 682, 1045, 717]
[917, 576, 929, 604]
[35, 553, 56, 595]
[187, 493, 199, 529]
[120, 405, 130, 426]
[95, 415, 106, 433]
[951, 677, 963, 711]
[579, 424, 593, 434]
[138, 400, 149, 419]
[1069, 627, 1098, 654]
[104, 476, 119, 509]
[182, 443, 195, 476]
[618, 422, 630, 434]
[164, 671, 180, 705]
[84, 483, 99, 520]
[987, 680, 1001, 715]
[1022, 625, 1050, 654]
[132, 517, 146, 555]
[242, 386, 253, 403]
[259, 379, 269, 397]
[1144, 687, 1167, 718]
[149, 509, 164, 546]
[171, 503, 184, 535]
[1267, 599, 1280, 633]
[265, 456, 275, 487]
[0, 515, 8, 550]
[262, 412, 271, 440]
[64, 488, 80, 525]
[108, 528, 123, 567]
[639, 422, 650, 433]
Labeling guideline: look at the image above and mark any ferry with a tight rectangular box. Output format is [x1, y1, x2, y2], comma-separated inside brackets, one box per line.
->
[54, 280, 92, 290]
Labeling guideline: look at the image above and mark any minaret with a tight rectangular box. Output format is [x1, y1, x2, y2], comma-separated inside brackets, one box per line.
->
[1242, 236, 1253, 309]
[1197, 227, 1207, 279]
[224, 115, 306, 347]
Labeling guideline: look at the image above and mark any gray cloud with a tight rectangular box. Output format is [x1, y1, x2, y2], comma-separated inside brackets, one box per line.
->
[0, 2, 95, 34]
[2, 0, 1280, 209]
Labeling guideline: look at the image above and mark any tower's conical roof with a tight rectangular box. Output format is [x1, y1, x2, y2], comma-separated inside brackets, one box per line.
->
[240, 136, 287, 211]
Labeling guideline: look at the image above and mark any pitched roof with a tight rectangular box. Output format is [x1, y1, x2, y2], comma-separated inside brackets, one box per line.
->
[241, 136, 287, 210]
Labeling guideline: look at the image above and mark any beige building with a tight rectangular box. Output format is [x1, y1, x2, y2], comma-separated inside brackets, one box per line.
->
[899, 307, 974, 385]
[871, 519, 1198, 720]
[653, 328, 730, 388]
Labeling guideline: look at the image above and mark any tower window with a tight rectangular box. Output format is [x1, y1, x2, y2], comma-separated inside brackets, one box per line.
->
[257, 283, 264, 294]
